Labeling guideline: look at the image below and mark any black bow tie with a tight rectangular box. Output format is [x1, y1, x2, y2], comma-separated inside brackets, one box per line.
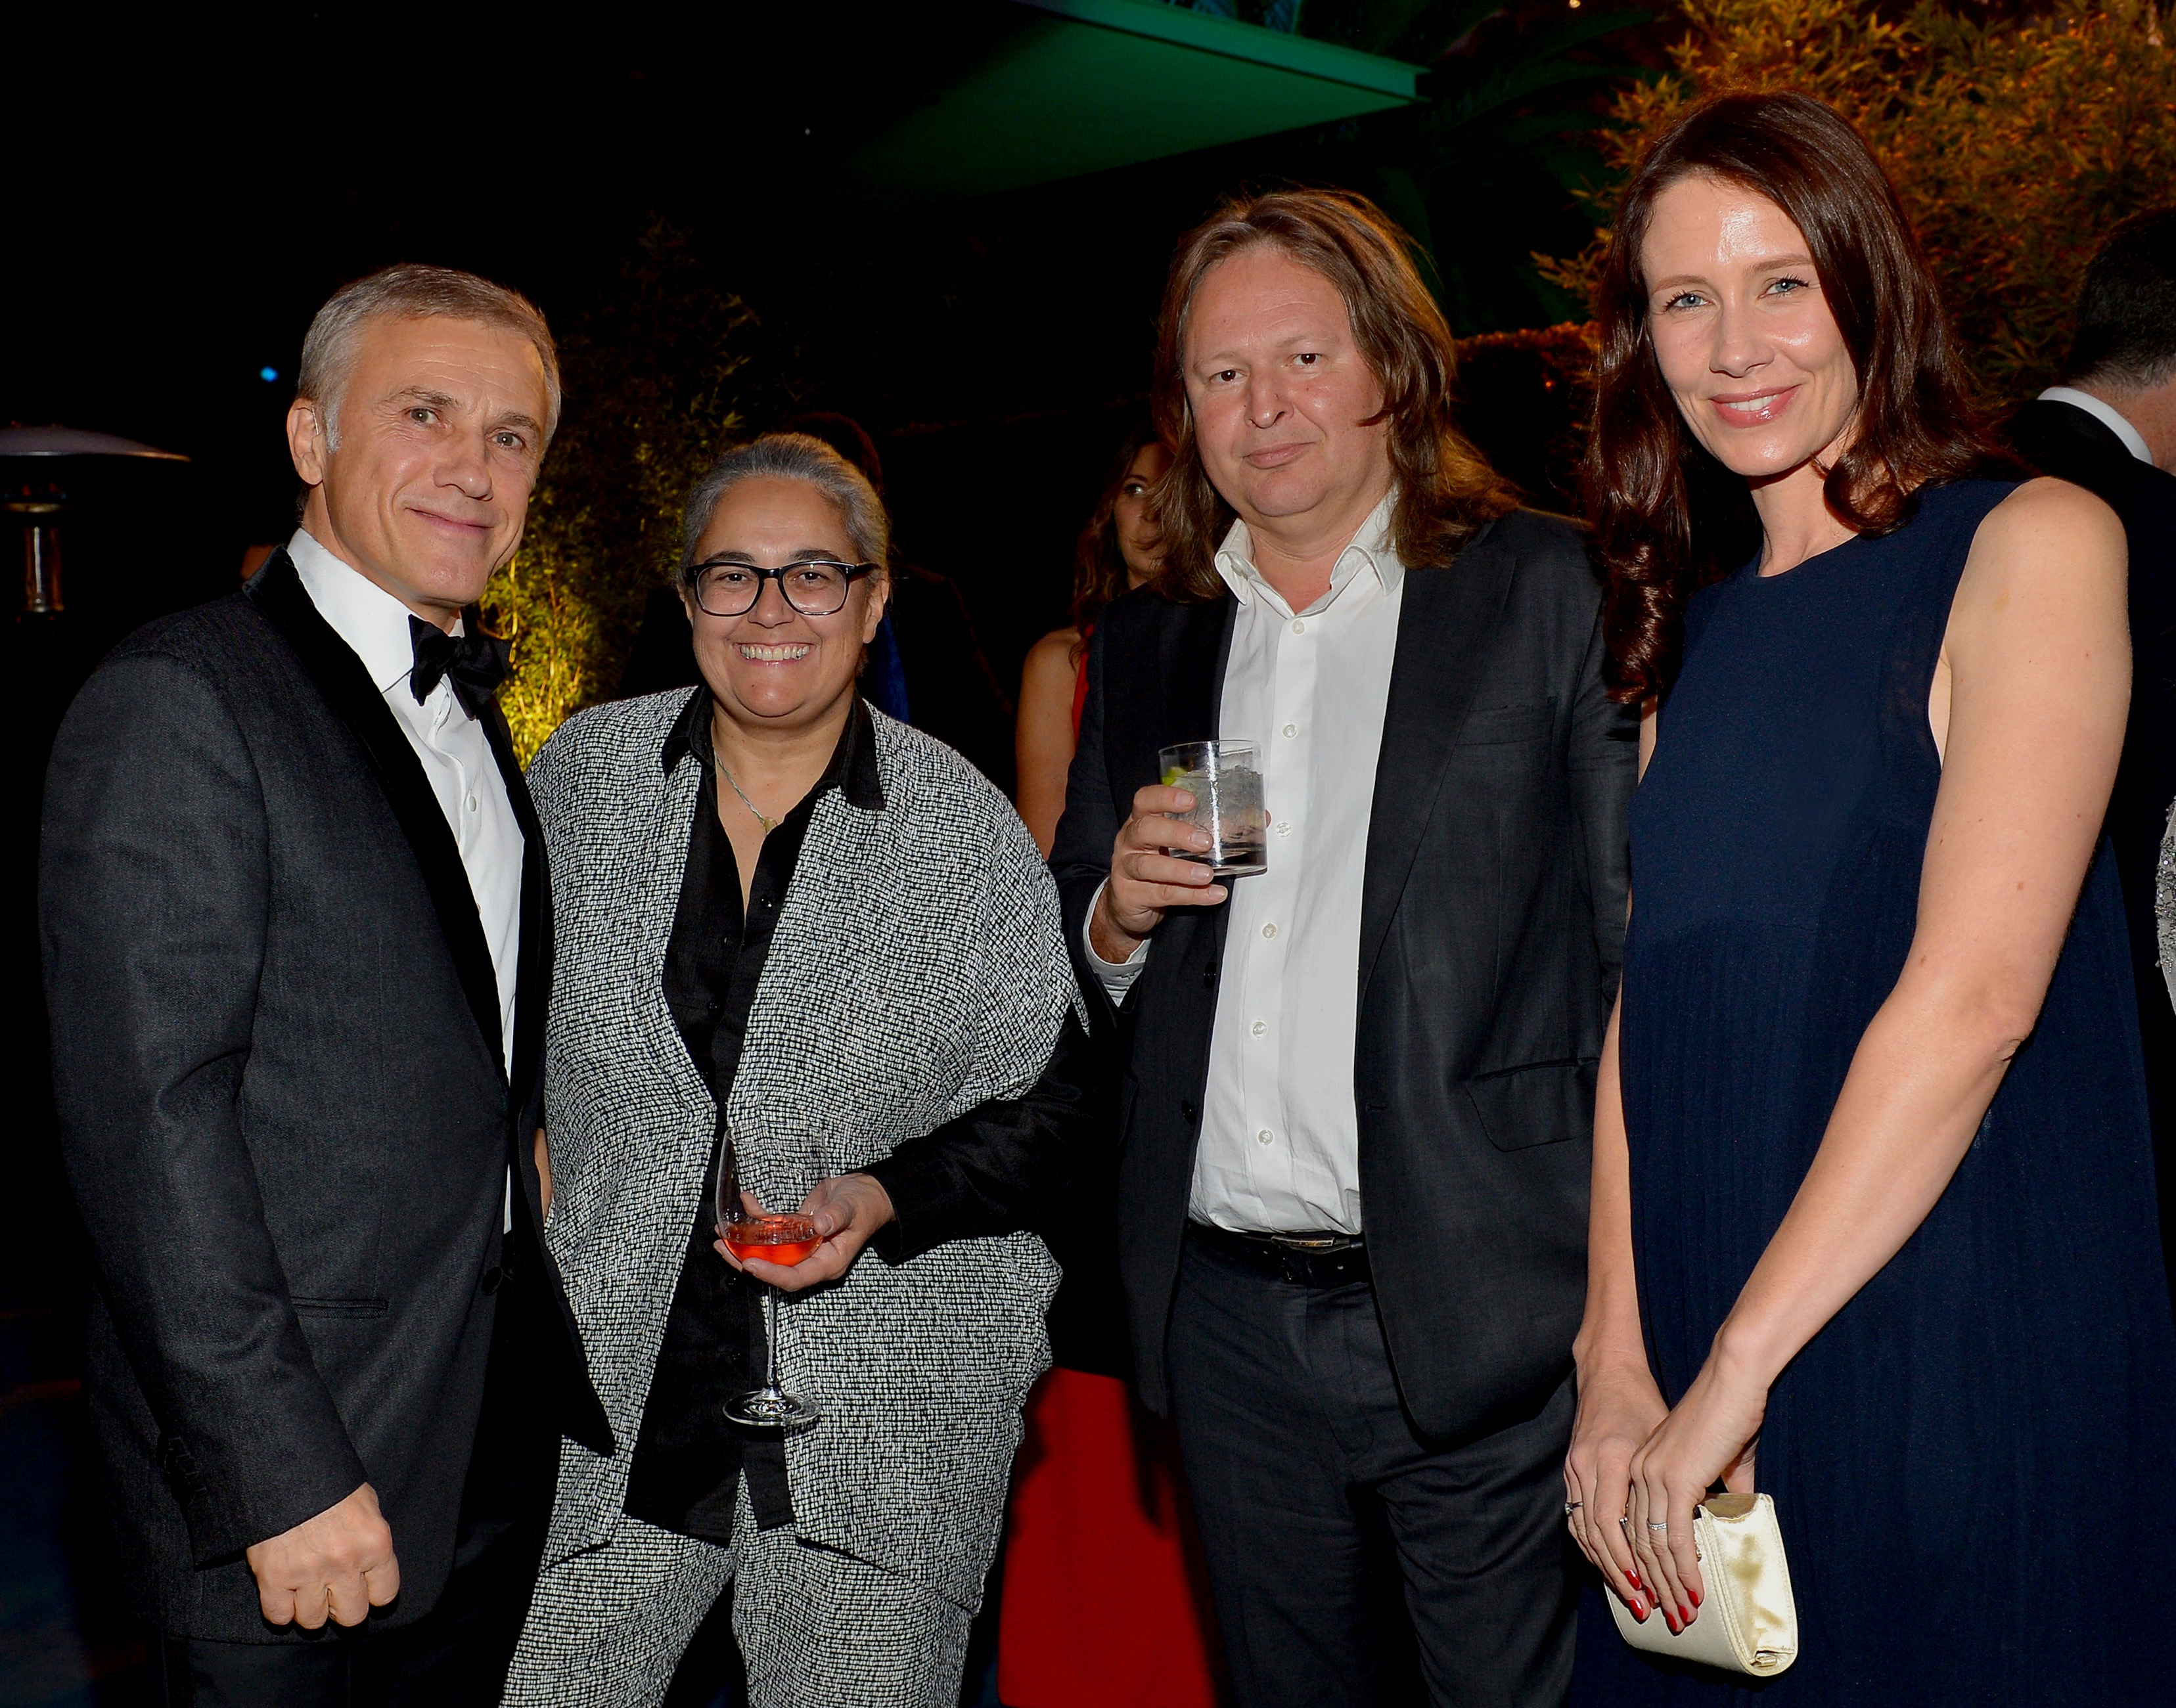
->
[409, 617, 510, 717]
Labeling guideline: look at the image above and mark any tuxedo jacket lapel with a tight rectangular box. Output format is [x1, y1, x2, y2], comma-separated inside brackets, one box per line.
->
[1359, 526, 1520, 995]
[246, 551, 507, 1078]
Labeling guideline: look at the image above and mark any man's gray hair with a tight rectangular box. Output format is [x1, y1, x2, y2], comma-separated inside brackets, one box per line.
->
[678, 433, 892, 582]
[297, 263, 562, 450]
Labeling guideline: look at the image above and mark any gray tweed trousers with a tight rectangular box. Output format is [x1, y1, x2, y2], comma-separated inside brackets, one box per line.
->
[505, 1481, 970, 1708]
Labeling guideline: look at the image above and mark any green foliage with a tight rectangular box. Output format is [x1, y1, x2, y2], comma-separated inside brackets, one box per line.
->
[484, 223, 753, 759]
[1539, 0, 2176, 393]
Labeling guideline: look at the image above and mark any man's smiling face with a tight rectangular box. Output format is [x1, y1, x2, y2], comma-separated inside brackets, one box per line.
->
[288, 313, 551, 627]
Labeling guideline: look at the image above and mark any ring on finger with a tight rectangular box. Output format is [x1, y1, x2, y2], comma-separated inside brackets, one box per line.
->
[1562, 1500, 1583, 1516]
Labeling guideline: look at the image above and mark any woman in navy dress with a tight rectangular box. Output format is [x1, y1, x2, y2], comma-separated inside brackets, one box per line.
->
[1562, 92, 2176, 1703]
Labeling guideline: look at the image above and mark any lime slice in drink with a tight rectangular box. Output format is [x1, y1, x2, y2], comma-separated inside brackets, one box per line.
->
[1162, 766, 1185, 787]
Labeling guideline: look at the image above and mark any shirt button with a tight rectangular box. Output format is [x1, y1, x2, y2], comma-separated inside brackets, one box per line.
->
[1257, 1129, 1275, 1146]
[1261, 922, 1277, 939]
[465, 794, 479, 813]
[1281, 723, 1296, 738]
[1251, 1020, 1266, 1036]
[1290, 619, 1305, 635]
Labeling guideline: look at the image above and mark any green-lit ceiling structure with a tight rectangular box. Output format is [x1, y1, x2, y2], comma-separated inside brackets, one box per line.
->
[840, 0, 1425, 204]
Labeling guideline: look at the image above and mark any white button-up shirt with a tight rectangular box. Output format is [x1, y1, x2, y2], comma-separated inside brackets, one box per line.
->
[2039, 386, 2155, 466]
[1091, 494, 1404, 1233]
[288, 528, 522, 1076]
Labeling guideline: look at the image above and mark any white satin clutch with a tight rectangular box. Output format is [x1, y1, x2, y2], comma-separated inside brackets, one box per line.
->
[1607, 1492, 1799, 1678]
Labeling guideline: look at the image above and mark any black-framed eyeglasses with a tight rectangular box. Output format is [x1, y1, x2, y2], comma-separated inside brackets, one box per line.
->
[688, 558, 878, 618]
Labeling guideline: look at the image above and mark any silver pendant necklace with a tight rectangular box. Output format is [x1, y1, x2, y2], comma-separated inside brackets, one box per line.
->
[716, 757, 781, 834]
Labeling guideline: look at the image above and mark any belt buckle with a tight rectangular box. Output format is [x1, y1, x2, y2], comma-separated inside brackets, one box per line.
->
[1269, 1232, 1353, 1256]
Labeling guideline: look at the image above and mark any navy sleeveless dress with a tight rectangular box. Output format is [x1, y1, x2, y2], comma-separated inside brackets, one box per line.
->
[1570, 480, 2176, 1704]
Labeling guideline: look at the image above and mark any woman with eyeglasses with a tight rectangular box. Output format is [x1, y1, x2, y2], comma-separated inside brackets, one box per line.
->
[505, 434, 1093, 1708]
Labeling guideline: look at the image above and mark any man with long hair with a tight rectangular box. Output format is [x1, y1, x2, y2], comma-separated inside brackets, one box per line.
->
[1051, 189, 1635, 1704]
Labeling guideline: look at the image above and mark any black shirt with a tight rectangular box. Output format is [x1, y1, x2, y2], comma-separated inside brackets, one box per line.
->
[622, 686, 1104, 1544]
[622, 690, 885, 1540]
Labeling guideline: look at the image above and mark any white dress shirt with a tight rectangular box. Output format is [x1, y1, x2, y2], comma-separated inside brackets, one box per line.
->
[2040, 386, 2155, 465]
[288, 528, 523, 1076]
[1091, 494, 1404, 1233]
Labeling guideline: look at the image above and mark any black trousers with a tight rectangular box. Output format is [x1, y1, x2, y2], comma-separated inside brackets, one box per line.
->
[153, 1266, 561, 1708]
[1167, 1229, 1578, 1708]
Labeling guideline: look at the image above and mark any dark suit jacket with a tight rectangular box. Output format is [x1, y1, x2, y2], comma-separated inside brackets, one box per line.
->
[1053, 510, 1637, 1442]
[39, 551, 609, 1642]
[2010, 397, 2176, 1269]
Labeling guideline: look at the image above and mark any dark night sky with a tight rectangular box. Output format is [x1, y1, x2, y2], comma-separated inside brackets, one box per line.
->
[10, 7, 1302, 545]
[9, 3, 1612, 553]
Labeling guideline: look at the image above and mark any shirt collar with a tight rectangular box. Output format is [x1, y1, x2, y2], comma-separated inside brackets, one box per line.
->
[662, 688, 886, 813]
[287, 528, 463, 697]
[1212, 489, 1404, 612]
[2039, 386, 2154, 465]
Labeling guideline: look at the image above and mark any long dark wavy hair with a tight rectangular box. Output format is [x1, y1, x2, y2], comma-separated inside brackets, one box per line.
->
[1149, 188, 1517, 601]
[1587, 91, 2008, 704]
[1070, 423, 1165, 648]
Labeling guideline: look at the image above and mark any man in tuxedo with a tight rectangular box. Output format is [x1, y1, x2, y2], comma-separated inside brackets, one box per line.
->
[41, 265, 609, 1705]
[1051, 190, 1635, 1706]
[2009, 208, 2176, 1283]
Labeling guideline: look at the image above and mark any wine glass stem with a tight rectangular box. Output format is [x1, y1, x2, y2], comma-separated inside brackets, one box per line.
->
[762, 1285, 781, 1392]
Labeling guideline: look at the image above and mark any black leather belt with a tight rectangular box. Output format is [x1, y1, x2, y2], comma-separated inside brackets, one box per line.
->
[1187, 1220, 1370, 1287]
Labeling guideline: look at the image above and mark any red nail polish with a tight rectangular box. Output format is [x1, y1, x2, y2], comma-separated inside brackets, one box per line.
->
[1632, 1600, 1647, 1623]
[1690, 1588, 1701, 1609]
[1665, 1613, 1679, 1634]
[1679, 1605, 1690, 1623]
[1628, 1571, 1642, 1590]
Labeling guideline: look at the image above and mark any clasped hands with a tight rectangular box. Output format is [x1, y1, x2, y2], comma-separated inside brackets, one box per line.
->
[1563, 1350, 1767, 1637]
[713, 1173, 896, 1291]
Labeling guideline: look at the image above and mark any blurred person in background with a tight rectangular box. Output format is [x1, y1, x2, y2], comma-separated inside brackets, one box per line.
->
[2008, 208, 2176, 1259]
[507, 434, 1093, 1708]
[39, 264, 608, 1705]
[1562, 93, 2176, 1704]
[618, 411, 1017, 791]
[997, 421, 1221, 1708]
[1014, 426, 1173, 855]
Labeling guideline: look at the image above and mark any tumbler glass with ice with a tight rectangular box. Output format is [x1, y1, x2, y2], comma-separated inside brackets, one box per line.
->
[1158, 741, 1267, 878]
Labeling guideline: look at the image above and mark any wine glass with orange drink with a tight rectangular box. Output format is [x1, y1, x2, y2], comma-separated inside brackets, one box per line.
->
[715, 1123, 821, 1428]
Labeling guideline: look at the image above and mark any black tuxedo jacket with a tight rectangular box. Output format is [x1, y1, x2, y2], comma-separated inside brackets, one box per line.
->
[2010, 398, 2176, 1262]
[1053, 510, 1637, 1442]
[39, 551, 608, 1642]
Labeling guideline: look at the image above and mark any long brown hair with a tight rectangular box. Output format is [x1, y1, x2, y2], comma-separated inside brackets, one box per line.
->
[1587, 91, 2006, 704]
[1070, 423, 1164, 639]
[1149, 188, 1518, 600]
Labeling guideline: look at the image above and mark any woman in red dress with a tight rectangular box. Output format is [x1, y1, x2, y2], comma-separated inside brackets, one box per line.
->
[1004, 426, 1220, 1708]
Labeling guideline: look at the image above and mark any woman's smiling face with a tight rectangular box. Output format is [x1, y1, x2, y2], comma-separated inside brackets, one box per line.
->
[684, 475, 887, 734]
[1640, 173, 1861, 483]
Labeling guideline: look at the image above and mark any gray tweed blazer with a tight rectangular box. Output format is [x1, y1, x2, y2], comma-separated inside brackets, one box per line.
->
[526, 692, 1072, 1608]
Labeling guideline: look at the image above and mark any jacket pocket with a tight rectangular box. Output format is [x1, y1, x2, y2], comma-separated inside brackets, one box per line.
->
[1456, 700, 1555, 746]
[290, 1297, 389, 1319]
[1461, 1058, 1597, 1152]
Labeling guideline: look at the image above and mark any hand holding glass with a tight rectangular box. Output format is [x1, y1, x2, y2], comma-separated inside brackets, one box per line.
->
[714, 1127, 821, 1429]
